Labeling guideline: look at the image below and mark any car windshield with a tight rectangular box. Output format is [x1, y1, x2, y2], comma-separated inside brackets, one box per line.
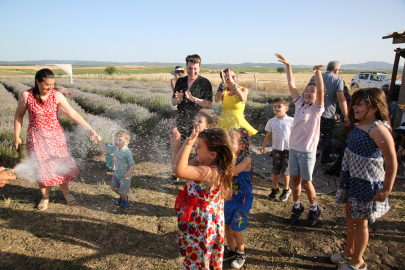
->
[379, 74, 391, 81]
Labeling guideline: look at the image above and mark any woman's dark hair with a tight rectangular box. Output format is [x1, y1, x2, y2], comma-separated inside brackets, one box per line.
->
[198, 128, 235, 200]
[347, 88, 391, 132]
[33, 68, 55, 105]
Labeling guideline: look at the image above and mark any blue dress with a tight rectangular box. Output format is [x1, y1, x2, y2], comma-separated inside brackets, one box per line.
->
[336, 120, 390, 222]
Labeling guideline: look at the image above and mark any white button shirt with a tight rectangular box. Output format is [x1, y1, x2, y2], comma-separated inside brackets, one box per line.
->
[265, 115, 294, 151]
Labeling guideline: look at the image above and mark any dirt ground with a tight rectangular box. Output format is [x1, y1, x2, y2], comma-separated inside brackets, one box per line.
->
[1, 135, 404, 269]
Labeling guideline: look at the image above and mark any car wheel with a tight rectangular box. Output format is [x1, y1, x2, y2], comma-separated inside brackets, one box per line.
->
[351, 83, 359, 91]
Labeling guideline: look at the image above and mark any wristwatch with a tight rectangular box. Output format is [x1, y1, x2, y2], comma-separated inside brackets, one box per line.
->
[194, 97, 198, 103]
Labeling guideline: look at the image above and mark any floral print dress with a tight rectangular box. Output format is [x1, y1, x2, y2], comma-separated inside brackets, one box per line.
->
[177, 175, 224, 270]
[26, 89, 78, 186]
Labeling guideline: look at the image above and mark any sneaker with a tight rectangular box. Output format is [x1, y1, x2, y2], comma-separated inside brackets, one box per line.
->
[121, 197, 129, 208]
[306, 205, 323, 226]
[290, 203, 306, 224]
[268, 188, 280, 201]
[223, 246, 237, 261]
[115, 197, 122, 204]
[279, 189, 291, 202]
[166, 175, 178, 184]
[231, 252, 247, 269]
[331, 252, 351, 264]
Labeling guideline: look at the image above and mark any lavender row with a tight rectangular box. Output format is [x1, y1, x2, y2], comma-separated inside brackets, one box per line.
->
[0, 79, 122, 160]
[70, 91, 160, 130]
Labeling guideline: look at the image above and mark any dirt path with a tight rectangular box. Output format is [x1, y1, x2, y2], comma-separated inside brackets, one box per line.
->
[1, 136, 404, 269]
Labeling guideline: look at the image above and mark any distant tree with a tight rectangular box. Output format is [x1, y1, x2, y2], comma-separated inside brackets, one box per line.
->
[105, 66, 116, 75]
[277, 67, 286, 74]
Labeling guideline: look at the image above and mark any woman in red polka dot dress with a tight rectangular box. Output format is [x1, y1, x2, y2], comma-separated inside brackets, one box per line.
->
[14, 69, 101, 210]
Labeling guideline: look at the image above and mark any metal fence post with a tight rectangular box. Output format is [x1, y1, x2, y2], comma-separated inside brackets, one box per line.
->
[165, 73, 167, 83]
[115, 74, 116, 80]
[130, 73, 132, 80]
[140, 73, 142, 81]
[152, 74, 154, 81]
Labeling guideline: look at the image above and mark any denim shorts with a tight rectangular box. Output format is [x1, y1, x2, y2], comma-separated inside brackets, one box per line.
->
[288, 149, 316, 181]
[224, 196, 252, 232]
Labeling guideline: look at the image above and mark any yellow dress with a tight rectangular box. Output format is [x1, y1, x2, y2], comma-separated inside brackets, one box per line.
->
[217, 87, 258, 136]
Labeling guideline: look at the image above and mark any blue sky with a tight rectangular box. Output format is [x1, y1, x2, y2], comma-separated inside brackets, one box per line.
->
[0, 0, 404, 66]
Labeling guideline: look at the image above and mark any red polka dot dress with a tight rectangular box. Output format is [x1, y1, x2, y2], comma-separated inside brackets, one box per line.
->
[26, 89, 78, 186]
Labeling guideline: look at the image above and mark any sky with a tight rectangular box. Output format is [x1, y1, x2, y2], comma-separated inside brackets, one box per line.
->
[0, 0, 404, 66]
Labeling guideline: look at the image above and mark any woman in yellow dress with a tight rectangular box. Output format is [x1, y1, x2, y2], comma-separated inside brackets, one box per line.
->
[215, 67, 258, 136]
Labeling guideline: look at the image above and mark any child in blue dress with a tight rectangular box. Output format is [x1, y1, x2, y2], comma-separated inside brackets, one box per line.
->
[332, 88, 397, 270]
[223, 127, 253, 269]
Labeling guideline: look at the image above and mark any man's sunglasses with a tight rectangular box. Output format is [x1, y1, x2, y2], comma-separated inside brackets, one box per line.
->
[176, 70, 184, 73]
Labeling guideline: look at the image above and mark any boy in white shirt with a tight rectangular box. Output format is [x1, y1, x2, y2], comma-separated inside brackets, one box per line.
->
[260, 97, 294, 201]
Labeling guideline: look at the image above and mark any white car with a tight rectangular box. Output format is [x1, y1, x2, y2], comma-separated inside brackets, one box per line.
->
[350, 72, 402, 91]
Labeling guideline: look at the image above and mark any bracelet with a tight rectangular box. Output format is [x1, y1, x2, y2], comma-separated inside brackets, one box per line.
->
[218, 83, 226, 92]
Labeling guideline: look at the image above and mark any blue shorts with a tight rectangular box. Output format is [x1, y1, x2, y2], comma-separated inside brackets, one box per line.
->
[289, 149, 316, 181]
[224, 196, 252, 232]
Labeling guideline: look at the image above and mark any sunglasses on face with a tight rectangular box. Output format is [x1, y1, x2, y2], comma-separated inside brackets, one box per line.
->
[226, 75, 236, 81]
[176, 70, 184, 74]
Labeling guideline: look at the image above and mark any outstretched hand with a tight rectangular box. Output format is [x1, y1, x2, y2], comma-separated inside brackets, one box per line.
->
[220, 69, 227, 85]
[275, 53, 290, 65]
[89, 129, 101, 143]
[169, 127, 181, 150]
[186, 126, 200, 145]
[226, 66, 236, 85]
[0, 167, 16, 188]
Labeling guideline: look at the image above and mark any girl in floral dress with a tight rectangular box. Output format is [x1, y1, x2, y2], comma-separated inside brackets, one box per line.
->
[14, 69, 101, 210]
[333, 88, 397, 270]
[170, 127, 234, 270]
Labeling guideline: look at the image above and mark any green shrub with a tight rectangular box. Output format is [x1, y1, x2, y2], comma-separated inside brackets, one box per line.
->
[105, 66, 117, 75]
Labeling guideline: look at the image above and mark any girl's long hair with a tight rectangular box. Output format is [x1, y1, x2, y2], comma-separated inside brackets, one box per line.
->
[198, 128, 235, 200]
[33, 68, 56, 105]
[229, 126, 250, 164]
[347, 87, 391, 132]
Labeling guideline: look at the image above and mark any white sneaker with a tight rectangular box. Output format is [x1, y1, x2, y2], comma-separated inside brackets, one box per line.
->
[231, 252, 246, 269]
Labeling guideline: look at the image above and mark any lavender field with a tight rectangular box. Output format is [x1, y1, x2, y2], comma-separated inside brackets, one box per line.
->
[0, 77, 289, 166]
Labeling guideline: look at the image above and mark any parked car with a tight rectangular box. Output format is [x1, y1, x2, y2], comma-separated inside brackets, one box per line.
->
[350, 72, 402, 91]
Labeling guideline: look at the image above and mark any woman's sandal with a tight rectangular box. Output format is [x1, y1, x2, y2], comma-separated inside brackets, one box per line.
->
[338, 262, 367, 270]
[64, 194, 76, 205]
[37, 199, 49, 211]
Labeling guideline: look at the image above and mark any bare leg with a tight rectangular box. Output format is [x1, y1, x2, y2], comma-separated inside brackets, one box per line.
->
[291, 175, 301, 202]
[225, 224, 236, 252]
[38, 184, 50, 199]
[345, 203, 368, 268]
[301, 179, 317, 204]
[232, 230, 245, 253]
[111, 187, 120, 196]
[272, 174, 279, 189]
[59, 182, 70, 197]
[283, 174, 290, 190]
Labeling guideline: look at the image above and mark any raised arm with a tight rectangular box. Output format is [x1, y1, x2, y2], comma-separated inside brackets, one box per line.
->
[55, 92, 101, 142]
[275, 54, 299, 100]
[233, 156, 252, 175]
[173, 127, 220, 187]
[14, 91, 28, 150]
[313, 65, 325, 107]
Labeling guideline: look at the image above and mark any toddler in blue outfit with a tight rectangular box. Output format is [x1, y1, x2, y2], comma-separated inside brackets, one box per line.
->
[223, 127, 253, 269]
[98, 129, 135, 208]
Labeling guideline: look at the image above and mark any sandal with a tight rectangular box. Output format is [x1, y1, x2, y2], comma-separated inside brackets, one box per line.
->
[37, 199, 49, 211]
[331, 252, 351, 263]
[64, 194, 76, 205]
[338, 262, 367, 270]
